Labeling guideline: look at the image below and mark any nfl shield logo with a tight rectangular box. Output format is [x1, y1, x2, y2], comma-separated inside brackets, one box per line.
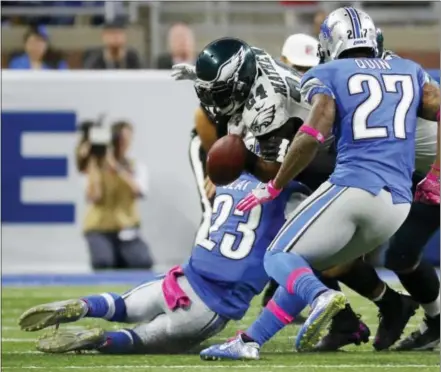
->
[305, 45, 314, 55]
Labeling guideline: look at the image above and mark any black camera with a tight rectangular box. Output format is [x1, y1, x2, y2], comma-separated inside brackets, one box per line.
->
[78, 120, 99, 142]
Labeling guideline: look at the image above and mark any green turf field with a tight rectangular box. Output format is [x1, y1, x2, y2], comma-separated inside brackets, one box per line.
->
[2, 284, 439, 372]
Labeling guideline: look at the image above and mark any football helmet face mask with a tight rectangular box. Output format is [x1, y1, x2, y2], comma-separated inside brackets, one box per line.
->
[195, 37, 257, 115]
[318, 7, 377, 62]
[376, 28, 384, 58]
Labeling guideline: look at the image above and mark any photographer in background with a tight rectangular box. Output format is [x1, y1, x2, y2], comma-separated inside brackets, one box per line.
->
[83, 121, 154, 270]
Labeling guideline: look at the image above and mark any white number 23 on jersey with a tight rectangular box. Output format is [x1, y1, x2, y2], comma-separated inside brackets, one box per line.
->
[199, 194, 262, 260]
[348, 74, 415, 140]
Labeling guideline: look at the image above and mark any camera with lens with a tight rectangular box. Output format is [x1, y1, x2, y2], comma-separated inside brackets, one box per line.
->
[89, 127, 112, 159]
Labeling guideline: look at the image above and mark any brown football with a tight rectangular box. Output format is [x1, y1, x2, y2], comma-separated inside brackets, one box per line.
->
[207, 134, 248, 186]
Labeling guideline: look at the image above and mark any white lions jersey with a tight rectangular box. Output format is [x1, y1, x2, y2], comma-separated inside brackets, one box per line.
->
[228, 48, 310, 139]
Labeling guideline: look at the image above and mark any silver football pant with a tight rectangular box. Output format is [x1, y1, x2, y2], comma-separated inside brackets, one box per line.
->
[268, 181, 411, 271]
[122, 275, 228, 353]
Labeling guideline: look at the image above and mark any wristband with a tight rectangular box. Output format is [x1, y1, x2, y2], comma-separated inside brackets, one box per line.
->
[299, 125, 325, 144]
[431, 164, 440, 172]
[268, 179, 283, 196]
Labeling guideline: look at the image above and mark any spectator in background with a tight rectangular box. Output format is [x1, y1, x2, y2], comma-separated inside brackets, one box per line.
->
[83, 121, 154, 270]
[156, 23, 195, 69]
[8, 25, 68, 69]
[281, 33, 319, 73]
[312, 9, 327, 37]
[83, 17, 142, 69]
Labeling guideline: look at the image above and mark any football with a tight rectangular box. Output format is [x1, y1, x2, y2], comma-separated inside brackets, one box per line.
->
[207, 134, 248, 186]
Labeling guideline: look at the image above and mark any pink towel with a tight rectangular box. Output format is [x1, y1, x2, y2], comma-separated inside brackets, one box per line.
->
[162, 266, 191, 310]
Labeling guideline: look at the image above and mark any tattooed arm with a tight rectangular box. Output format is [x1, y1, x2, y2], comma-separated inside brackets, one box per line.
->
[273, 94, 336, 189]
[419, 82, 440, 173]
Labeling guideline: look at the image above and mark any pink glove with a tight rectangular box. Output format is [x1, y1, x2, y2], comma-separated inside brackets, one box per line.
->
[236, 180, 283, 212]
[415, 171, 440, 205]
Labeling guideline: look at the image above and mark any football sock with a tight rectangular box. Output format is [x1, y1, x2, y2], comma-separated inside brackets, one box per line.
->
[82, 293, 127, 322]
[337, 259, 384, 299]
[372, 285, 401, 310]
[246, 286, 306, 346]
[318, 276, 342, 291]
[98, 329, 141, 354]
[422, 295, 441, 318]
[264, 251, 328, 305]
[396, 261, 440, 317]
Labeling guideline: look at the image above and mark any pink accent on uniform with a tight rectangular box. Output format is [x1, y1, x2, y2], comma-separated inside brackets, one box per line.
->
[228, 330, 246, 342]
[286, 267, 313, 294]
[426, 173, 439, 182]
[235, 180, 282, 212]
[162, 266, 191, 310]
[415, 173, 440, 205]
[436, 109, 440, 122]
[267, 299, 294, 324]
[431, 164, 440, 172]
[267, 180, 282, 196]
[299, 125, 325, 144]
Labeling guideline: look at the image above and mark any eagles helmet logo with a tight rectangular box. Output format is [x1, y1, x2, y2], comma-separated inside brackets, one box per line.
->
[201, 46, 246, 86]
[250, 104, 276, 133]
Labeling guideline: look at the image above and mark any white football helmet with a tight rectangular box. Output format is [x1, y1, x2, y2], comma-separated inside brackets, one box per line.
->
[318, 7, 377, 63]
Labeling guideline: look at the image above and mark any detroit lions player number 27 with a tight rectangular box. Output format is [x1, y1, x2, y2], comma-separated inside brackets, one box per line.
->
[18, 170, 310, 354]
[202, 7, 440, 356]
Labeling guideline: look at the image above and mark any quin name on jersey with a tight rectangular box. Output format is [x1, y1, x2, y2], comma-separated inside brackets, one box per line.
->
[228, 48, 310, 138]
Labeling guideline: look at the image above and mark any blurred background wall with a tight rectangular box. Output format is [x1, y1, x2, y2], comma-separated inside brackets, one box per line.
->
[1, 1, 439, 274]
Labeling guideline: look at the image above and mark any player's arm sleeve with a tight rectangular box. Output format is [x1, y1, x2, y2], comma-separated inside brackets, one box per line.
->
[300, 69, 335, 106]
[195, 106, 218, 153]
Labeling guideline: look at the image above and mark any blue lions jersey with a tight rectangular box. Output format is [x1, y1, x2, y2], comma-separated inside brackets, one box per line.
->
[184, 172, 310, 320]
[301, 58, 429, 203]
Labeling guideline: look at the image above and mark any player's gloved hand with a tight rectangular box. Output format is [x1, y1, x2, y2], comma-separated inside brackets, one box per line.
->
[236, 180, 282, 212]
[415, 166, 440, 205]
[171, 63, 197, 81]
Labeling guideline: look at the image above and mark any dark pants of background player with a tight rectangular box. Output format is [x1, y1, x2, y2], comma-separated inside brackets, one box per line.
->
[85, 231, 154, 270]
[384, 173, 440, 272]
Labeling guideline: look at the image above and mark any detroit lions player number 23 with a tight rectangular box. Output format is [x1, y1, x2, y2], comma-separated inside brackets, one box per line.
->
[18, 165, 310, 354]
